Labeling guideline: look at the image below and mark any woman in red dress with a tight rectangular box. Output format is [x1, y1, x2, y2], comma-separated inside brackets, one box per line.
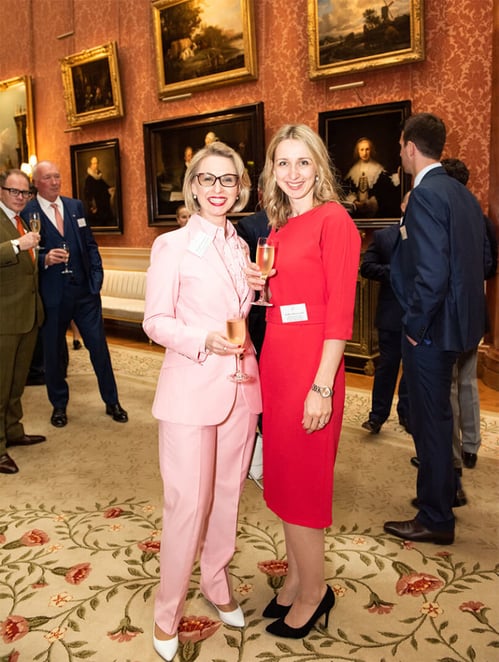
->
[247, 124, 360, 638]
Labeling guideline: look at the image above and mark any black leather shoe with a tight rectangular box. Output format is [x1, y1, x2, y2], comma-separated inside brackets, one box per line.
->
[410, 456, 420, 468]
[262, 596, 292, 619]
[462, 451, 477, 469]
[398, 417, 411, 434]
[7, 434, 46, 447]
[266, 585, 335, 638]
[361, 419, 382, 434]
[73, 339, 82, 350]
[384, 518, 454, 545]
[51, 408, 67, 427]
[0, 453, 19, 474]
[106, 403, 128, 423]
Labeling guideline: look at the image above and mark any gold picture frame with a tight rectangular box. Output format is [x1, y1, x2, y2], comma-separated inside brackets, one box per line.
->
[152, 0, 257, 99]
[60, 42, 124, 127]
[0, 75, 36, 171]
[308, 0, 424, 79]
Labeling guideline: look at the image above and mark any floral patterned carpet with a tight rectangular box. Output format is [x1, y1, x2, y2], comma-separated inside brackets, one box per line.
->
[1, 345, 498, 662]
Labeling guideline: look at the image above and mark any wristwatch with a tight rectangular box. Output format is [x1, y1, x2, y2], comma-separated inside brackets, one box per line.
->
[11, 239, 20, 254]
[311, 383, 333, 398]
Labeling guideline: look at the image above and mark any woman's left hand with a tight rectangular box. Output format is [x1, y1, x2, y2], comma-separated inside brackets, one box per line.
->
[302, 390, 332, 434]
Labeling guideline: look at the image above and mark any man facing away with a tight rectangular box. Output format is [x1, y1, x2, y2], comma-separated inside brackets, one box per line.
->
[384, 113, 487, 545]
[0, 169, 46, 474]
[22, 161, 128, 428]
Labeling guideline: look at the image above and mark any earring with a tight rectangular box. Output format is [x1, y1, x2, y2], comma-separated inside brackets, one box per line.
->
[315, 175, 319, 182]
[193, 194, 197, 200]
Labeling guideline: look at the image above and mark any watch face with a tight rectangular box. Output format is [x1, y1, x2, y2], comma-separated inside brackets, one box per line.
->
[321, 387, 332, 397]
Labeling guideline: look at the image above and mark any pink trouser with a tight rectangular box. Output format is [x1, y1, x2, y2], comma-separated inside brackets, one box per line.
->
[154, 388, 257, 635]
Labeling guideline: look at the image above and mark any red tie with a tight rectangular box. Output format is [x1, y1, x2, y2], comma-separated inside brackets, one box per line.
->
[15, 215, 34, 263]
[51, 203, 65, 235]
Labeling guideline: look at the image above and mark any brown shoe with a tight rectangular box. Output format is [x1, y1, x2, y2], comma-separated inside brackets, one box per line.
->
[383, 518, 454, 545]
[6, 434, 46, 447]
[0, 453, 19, 474]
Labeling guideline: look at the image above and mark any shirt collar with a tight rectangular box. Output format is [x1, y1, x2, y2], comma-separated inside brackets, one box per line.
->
[37, 193, 62, 214]
[414, 162, 441, 187]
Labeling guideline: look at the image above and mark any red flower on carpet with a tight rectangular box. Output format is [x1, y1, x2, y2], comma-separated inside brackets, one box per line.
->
[257, 560, 288, 577]
[178, 615, 221, 643]
[5, 651, 20, 662]
[107, 616, 143, 642]
[20, 529, 49, 546]
[138, 540, 161, 553]
[0, 533, 6, 544]
[459, 601, 485, 613]
[32, 581, 48, 589]
[1, 615, 29, 644]
[396, 572, 444, 597]
[104, 507, 124, 518]
[364, 592, 395, 614]
[65, 563, 92, 585]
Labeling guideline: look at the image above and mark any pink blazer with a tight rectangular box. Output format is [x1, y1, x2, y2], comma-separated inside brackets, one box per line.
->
[143, 214, 262, 425]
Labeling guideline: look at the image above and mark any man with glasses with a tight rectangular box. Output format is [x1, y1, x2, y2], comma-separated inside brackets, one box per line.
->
[0, 169, 45, 474]
[22, 161, 128, 428]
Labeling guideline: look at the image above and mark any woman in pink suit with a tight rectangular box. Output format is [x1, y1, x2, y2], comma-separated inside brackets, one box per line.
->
[143, 141, 262, 661]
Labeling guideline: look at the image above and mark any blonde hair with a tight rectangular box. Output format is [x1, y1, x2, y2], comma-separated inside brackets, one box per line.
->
[262, 124, 342, 229]
[182, 141, 251, 214]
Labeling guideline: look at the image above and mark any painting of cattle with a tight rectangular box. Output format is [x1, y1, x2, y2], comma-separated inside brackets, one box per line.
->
[152, 0, 257, 98]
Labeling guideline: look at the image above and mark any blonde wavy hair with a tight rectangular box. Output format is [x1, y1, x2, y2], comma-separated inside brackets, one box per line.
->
[182, 141, 251, 215]
[262, 124, 342, 229]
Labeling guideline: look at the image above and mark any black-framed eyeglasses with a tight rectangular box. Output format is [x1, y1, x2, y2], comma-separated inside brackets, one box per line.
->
[1, 186, 32, 199]
[195, 173, 239, 188]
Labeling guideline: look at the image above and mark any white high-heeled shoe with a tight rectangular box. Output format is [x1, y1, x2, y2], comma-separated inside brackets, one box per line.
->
[212, 603, 245, 627]
[153, 633, 178, 661]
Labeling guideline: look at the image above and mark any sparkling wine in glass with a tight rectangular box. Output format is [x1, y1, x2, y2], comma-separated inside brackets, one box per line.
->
[60, 241, 72, 274]
[226, 317, 251, 383]
[252, 237, 275, 307]
[29, 212, 41, 233]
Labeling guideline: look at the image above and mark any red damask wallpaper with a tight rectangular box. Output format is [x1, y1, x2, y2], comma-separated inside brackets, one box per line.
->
[0, 0, 494, 249]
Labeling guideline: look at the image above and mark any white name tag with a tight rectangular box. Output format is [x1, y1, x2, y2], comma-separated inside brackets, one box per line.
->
[77, 217, 87, 227]
[188, 231, 211, 257]
[400, 225, 408, 240]
[280, 303, 308, 323]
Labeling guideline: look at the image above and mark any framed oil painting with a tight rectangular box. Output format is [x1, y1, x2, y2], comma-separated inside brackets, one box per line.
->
[152, 0, 257, 98]
[319, 100, 412, 227]
[143, 102, 264, 226]
[70, 139, 123, 234]
[0, 75, 36, 171]
[61, 42, 124, 127]
[308, 0, 424, 79]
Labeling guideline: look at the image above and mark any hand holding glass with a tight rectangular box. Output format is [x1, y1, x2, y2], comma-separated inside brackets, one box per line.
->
[60, 242, 72, 274]
[29, 212, 43, 249]
[226, 318, 251, 382]
[252, 237, 275, 307]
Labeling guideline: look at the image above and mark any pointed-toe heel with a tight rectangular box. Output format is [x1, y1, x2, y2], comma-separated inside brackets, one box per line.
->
[213, 603, 245, 627]
[266, 585, 335, 639]
[262, 595, 292, 619]
[153, 633, 178, 660]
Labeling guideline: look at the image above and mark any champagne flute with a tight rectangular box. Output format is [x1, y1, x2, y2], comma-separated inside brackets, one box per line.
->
[226, 317, 251, 382]
[252, 237, 275, 307]
[29, 212, 43, 249]
[60, 241, 72, 274]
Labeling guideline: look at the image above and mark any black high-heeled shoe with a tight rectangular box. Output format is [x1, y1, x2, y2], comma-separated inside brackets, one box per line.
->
[265, 585, 335, 639]
[262, 595, 292, 619]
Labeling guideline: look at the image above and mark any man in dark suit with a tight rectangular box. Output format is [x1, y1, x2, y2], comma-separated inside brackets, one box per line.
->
[23, 161, 127, 428]
[384, 113, 486, 545]
[360, 221, 409, 435]
[0, 169, 46, 474]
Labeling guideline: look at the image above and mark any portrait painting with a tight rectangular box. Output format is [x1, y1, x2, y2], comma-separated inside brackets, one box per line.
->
[319, 100, 412, 226]
[143, 102, 264, 226]
[61, 42, 124, 127]
[70, 139, 123, 234]
[0, 75, 36, 172]
[308, 0, 424, 78]
[152, 0, 257, 98]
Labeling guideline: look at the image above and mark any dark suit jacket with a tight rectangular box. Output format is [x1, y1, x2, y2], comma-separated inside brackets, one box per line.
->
[360, 224, 403, 332]
[22, 196, 103, 306]
[236, 210, 269, 261]
[391, 166, 486, 352]
[0, 208, 44, 334]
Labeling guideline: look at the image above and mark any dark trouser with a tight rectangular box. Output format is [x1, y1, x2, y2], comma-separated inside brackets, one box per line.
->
[42, 284, 118, 409]
[402, 336, 457, 532]
[370, 328, 409, 424]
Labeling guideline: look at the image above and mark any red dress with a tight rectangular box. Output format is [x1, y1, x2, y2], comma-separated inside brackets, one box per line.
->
[260, 202, 360, 527]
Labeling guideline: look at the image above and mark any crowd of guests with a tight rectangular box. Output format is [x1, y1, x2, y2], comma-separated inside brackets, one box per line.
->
[1, 113, 496, 661]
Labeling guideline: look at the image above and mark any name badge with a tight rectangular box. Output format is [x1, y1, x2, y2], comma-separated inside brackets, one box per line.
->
[77, 217, 87, 227]
[280, 303, 308, 323]
[400, 225, 408, 240]
[188, 231, 211, 257]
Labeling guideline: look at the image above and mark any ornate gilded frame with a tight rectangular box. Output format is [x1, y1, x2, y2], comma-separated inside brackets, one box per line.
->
[308, 0, 424, 79]
[0, 75, 36, 170]
[152, 0, 257, 99]
[60, 42, 124, 127]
